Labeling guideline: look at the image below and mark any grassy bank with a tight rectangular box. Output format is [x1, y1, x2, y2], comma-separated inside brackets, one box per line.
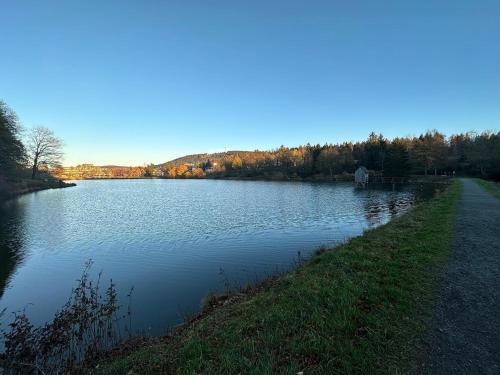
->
[98, 181, 461, 374]
[475, 178, 500, 199]
[0, 178, 75, 201]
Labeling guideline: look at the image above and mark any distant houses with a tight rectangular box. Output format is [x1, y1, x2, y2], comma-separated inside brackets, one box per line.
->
[354, 166, 369, 187]
[55, 164, 111, 179]
[203, 160, 218, 173]
[54, 164, 146, 180]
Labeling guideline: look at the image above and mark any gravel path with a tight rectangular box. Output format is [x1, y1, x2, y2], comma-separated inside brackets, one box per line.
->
[419, 179, 500, 374]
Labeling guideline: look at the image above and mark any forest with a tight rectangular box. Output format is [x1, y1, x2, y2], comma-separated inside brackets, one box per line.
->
[161, 130, 500, 180]
[2, 100, 499, 183]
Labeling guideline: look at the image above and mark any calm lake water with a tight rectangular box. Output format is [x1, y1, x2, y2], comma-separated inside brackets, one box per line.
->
[0, 179, 419, 334]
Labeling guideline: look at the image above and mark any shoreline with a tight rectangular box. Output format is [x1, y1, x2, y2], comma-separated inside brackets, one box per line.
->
[94, 180, 461, 374]
[0, 179, 76, 201]
[59, 175, 350, 182]
[60, 174, 452, 184]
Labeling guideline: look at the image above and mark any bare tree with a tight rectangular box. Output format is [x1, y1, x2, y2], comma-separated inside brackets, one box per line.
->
[27, 127, 63, 179]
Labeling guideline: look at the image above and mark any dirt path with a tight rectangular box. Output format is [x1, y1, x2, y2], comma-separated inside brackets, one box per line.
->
[419, 179, 500, 374]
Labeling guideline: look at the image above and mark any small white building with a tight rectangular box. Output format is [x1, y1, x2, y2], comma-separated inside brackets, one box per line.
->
[355, 166, 369, 187]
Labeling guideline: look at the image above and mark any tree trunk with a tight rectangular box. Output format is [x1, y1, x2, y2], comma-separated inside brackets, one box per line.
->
[31, 156, 38, 179]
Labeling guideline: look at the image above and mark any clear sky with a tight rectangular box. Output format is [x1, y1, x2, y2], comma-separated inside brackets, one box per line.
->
[1, 1, 499, 166]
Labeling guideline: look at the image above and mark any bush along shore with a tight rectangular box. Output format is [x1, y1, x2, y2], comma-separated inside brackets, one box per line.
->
[0, 261, 124, 374]
[93, 180, 461, 374]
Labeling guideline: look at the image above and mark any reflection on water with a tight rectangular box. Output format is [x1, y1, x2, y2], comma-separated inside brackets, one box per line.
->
[0, 201, 27, 299]
[0, 180, 423, 334]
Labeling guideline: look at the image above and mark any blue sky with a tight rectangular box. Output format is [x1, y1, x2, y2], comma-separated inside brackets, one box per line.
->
[1, 1, 499, 166]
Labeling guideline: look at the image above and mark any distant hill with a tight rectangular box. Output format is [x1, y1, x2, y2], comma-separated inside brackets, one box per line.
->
[160, 151, 253, 168]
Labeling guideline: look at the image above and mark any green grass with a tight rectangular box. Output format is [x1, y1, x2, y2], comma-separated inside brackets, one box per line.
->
[475, 178, 500, 199]
[98, 181, 462, 375]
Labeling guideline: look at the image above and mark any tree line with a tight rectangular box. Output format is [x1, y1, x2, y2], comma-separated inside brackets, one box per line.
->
[3, 99, 499, 182]
[0, 101, 64, 187]
[162, 130, 500, 180]
[56, 130, 500, 181]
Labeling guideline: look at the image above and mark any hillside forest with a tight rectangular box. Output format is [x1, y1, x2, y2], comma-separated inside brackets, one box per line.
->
[57, 131, 500, 181]
[2, 100, 499, 182]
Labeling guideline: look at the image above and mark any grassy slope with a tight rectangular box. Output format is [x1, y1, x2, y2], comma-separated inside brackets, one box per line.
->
[99, 181, 461, 375]
[475, 178, 500, 199]
[0, 178, 75, 200]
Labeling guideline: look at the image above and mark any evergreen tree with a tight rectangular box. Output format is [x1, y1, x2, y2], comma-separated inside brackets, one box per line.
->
[0, 101, 26, 180]
[385, 140, 410, 176]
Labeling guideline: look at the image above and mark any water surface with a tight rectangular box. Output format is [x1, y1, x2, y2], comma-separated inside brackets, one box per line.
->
[0, 179, 417, 334]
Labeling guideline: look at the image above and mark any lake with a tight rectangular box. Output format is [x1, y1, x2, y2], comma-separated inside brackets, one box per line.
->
[0, 179, 419, 335]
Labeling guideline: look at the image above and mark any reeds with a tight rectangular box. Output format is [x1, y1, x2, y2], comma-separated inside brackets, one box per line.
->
[0, 260, 128, 374]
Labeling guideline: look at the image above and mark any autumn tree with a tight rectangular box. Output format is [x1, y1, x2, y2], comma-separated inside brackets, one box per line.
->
[110, 167, 127, 178]
[176, 164, 189, 176]
[129, 167, 145, 178]
[166, 166, 177, 178]
[276, 146, 291, 169]
[412, 130, 447, 175]
[144, 163, 157, 177]
[191, 167, 204, 177]
[231, 155, 243, 169]
[27, 127, 63, 179]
